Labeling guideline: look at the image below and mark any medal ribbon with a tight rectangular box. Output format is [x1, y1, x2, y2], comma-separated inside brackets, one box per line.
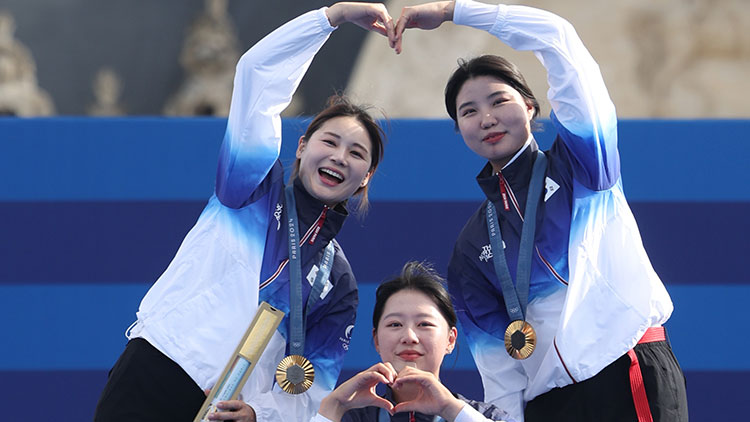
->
[485, 151, 547, 322]
[285, 184, 336, 356]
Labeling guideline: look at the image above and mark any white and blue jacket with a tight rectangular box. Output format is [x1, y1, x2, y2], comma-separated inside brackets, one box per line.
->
[447, 2, 673, 421]
[127, 8, 357, 421]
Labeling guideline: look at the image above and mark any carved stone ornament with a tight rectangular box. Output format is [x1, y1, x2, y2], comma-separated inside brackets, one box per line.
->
[163, 0, 240, 116]
[0, 10, 55, 116]
[88, 67, 126, 116]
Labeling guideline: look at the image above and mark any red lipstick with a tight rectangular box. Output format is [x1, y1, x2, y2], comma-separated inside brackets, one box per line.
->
[483, 132, 506, 144]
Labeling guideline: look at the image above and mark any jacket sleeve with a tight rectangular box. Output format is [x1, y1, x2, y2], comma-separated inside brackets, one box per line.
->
[215, 7, 336, 208]
[448, 245, 527, 422]
[454, 0, 619, 191]
[456, 402, 516, 422]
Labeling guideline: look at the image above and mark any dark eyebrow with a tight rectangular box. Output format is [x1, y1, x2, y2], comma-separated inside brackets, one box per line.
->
[351, 142, 370, 154]
[382, 312, 436, 320]
[457, 90, 509, 112]
[321, 131, 370, 155]
[487, 90, 509, 99]
[457, 100, 476, 113]
[321, 131, 341, 139]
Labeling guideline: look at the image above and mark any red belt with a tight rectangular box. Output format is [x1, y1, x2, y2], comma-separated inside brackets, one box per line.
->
[627, 326, 666, 422]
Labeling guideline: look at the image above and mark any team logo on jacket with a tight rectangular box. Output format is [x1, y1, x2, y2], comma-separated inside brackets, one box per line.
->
[479, 244, 493, 262]
[339, 324, 355, 351]
[544, 177, 560, 202]
[274, 203, 283, 230]
[479, 241, 505, 262]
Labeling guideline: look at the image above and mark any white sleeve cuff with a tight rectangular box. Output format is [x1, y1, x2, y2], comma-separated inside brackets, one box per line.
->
[310, 412, 334, 422]
[453, 0, 501, 32]
[454, 402, 495, 422]
[317, 6, 337, 31]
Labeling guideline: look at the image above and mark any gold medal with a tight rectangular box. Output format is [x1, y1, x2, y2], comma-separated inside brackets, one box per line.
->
[504, 320, 536, 360]
[275, 355, 315, 394]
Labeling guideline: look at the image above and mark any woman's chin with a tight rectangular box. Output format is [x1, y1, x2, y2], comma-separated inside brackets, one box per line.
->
[389, 359, 419, 374]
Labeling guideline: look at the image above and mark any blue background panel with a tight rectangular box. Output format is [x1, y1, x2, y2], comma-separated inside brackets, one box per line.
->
[2, 118, 750, 202]
[1, 118, 748, 419]
[1, 201, 747, 285]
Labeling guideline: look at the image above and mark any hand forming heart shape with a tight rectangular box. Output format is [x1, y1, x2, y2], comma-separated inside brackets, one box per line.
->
[326, 1, 457, 54]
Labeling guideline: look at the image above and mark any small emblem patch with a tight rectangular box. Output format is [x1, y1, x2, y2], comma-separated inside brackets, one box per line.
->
[544, 177, 560, 202]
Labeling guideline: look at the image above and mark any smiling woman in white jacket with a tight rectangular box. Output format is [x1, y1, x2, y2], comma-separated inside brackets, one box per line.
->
[93, 3, 396, 422]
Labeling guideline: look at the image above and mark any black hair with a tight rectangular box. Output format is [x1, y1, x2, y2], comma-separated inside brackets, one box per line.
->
[372, 261, 457, 331]
[291, 95, 385, 214]
[444, 55, 540, 130]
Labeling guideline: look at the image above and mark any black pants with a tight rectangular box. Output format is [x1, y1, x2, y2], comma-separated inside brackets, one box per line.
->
[525, 339, 688, 421]
[94, 338, 206, 422]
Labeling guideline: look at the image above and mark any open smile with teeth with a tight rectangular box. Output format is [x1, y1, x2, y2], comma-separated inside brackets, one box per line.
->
[319, 168, 344, 185]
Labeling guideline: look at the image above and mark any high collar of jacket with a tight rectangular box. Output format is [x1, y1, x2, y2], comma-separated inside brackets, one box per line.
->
[291, 177, 348, 244]
[476, 139, 540, 202]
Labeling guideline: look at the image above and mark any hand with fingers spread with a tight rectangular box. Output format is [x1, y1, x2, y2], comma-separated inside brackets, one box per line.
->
[318, 362, 398, 422]
[393, 1, 456, 53]
[390, 366, 465, 421]
[326, 2, 397, 48]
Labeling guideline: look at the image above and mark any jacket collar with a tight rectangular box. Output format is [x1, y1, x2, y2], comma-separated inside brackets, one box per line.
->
[476, 138, 539, 202]
[291, 177, 348, 245]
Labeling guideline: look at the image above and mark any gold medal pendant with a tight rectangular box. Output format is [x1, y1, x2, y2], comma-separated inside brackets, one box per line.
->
[504, 320, 536, 360]
[276, 355, 315, 394]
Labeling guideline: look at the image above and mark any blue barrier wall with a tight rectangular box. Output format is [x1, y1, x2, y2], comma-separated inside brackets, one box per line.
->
[1, 118, 748, 420]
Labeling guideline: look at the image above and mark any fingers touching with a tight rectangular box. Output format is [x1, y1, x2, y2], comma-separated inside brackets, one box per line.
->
[394, 1, 455, 53]
[326, 2, 397, 46]
[327, 2, 455, 54]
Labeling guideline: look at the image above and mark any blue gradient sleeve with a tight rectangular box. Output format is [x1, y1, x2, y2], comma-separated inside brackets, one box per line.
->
[215, 8, 335, 208]
[456, 0, 620, 190]
[496, 3, 620, 190]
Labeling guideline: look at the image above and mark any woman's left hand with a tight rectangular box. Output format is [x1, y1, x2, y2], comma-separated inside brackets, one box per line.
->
[393, 1, 455, 53]
[206, 399, 256, 421]
[203, 388, 256, 422]
[391, 366, 465, 422]
[326, 2, 397, 47]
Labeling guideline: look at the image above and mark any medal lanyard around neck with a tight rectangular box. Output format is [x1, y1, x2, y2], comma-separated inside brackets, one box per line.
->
[485, 151, 547, 322]
[284, 184, 335, 356]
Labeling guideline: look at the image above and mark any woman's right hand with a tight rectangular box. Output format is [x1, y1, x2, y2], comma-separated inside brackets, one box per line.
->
[326, 2, 397, 48]
[318, 362, 397, 422]
[394, 1, 456, 53]
[390, 366, 466, 421]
